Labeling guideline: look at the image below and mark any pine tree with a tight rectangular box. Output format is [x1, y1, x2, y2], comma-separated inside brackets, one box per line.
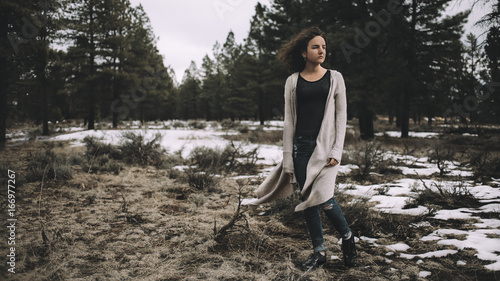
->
[99, 0, 132, 127]
[225, 48, 258, 121]
[28, 0, 63, 135]
[124, 4, 158, 123]
[200, 54, 217, 120]
[64, 0, 108, 129]
[219, 31, 241, 121]
[482, 25, 500, 123]
[0, 0, 48, 145]
[1, 0, 27, 146]
[397, 0, 468, 137]
[178, 61, 201, 120]
[477, 0, 500, 124]
[247, 3, 288, 124]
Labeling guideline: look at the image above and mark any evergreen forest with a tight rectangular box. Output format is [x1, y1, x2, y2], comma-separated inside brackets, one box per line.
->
[1, 0, 499, 145]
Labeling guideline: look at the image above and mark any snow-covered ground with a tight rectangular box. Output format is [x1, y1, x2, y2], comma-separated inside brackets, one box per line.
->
[374, 131, 480, 138]
[344, 178, 500, 271]
[375, 131, 441, 138]
[9, 122, 500, 272]
[48, 128, 283, 166]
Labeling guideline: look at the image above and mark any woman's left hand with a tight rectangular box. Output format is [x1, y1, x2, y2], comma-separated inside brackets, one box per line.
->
[325, 158, 339, 167]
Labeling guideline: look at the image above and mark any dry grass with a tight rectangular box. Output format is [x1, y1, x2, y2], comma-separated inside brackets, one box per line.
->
[1, 126, 499, 280]
[221, 129, 283, 146]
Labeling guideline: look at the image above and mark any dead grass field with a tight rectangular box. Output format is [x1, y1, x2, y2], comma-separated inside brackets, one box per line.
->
[1, 121, 500, 281]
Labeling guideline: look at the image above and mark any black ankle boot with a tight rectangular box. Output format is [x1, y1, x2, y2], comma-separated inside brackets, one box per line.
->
[342, 235, 357, 267]
[301, 251, 327, 271]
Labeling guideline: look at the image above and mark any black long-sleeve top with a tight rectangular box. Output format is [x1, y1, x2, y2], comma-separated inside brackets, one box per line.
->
[295, 70, 331, 137]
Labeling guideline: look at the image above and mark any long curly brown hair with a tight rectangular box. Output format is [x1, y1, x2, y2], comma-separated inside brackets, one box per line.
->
[277, 27, 327, 73]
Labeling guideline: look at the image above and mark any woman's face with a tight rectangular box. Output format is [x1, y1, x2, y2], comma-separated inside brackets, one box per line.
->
[303, 36, 326, 65]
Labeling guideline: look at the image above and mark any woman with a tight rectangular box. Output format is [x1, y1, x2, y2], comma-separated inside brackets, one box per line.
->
[253, 27, 356, 270]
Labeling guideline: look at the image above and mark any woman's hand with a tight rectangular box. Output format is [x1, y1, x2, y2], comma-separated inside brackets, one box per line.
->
[325, 158, 339, 167]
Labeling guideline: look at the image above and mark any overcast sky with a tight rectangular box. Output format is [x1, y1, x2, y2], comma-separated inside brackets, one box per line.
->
[128, 0, 489, 84]
[128, 0, 271, 83]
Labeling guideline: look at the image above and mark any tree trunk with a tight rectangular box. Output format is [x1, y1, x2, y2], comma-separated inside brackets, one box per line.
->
[41, 78, 49, 135]
[401, 0, 417, 138]
[396, 110, 401, 128]
[258, 90, 265, 125]
[401, 85, 410, 138]
[358, 103, 374, 140]
[38, 30, 49, 136]
[88, 1, 95, 130]
[112, 75, 118, 128]
[140, 102, 144, 125]
[88, 82, 95, 130]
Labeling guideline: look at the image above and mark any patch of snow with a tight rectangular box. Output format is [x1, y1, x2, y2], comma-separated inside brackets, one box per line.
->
[254, 144, 282, 165]
[433, 208, 476, 220]
[419, 271, 432, 278]
[421, 229, 469, 241]
[410, 221, 432, 228]
[6, 131, 26, 138]
[399, 166, 440, 176]
[230, 175, 258, 180]
[400, 249, 458, 259]
[338, 164, 357, 175]
[422, 228, 500, 270]
[470, 185, 500, 201]
[486, 261, 500, 271]
[241, 198, 258, 205]
[147, 125, 165, 129]
[385, 243, 410, 252]
[375, 131, 440, 138]
[330, 255, 340, 260]
[395, 158, 472, 177]
[360, 236, 380, 246]
[370, 195, 408, 210]
[479, 203, 500, 212]
[172, 165, 191, 171]
[436, 229, 500, 271]
[474, 219, 500, 229]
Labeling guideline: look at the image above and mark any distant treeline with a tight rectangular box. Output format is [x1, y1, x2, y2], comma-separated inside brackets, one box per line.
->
[1, 0, 499, 146]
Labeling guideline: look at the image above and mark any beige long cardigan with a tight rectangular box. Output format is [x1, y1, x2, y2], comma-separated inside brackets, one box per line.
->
[253, 69, 347, 212]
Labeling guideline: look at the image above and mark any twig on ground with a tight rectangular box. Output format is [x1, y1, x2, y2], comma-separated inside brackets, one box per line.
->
[214, 179, 249, 242]
[120, 190, 128, 212]
[38, 163, 49, 217]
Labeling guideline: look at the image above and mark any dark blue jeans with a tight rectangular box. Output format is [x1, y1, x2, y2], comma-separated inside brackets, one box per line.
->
[293, 135, 351, 253]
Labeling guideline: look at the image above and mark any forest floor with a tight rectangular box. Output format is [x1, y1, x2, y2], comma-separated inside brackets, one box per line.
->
[1, 119, 500, 280]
